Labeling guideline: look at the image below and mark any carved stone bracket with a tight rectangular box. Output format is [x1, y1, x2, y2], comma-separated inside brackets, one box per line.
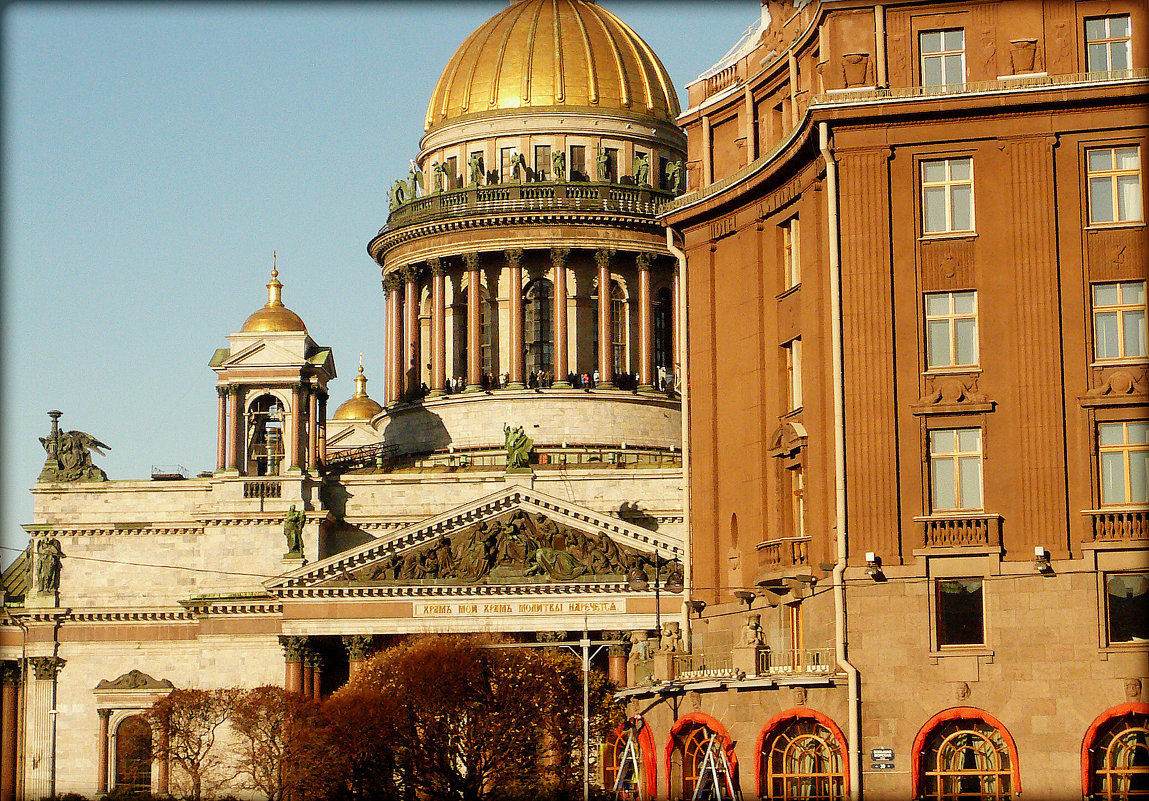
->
[428, 257, 445, 276]
[769, 421, 808, 459]
[29, 656, 65, 682]
[463, 252, 481, 271]
[504, 248, 524, 268]
[400, 264, 421, 283]
[382, 274, 402, 294]
[635, 252, 653, 271]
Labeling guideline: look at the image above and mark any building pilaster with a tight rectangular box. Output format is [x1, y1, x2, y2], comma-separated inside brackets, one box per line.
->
[636, 253, 654, 391]
[506, 249, 525, 389]
[429, 259, 447, 396]
[24, 656, 64, 801]
[551, 248, 571, 387]
[595, 248, 616, 388]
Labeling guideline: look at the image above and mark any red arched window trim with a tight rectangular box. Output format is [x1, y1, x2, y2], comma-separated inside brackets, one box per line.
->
[610, 716, 659, 800]
[664, 712, 739, 799]
[1080, 701, 1149, 797]
[910, 707, 1021, 798]
[752, 707, 851, 799]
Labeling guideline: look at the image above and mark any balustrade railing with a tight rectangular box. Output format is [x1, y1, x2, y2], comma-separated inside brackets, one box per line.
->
[757, 536, 810, 569]
[673, 651, 735, 680]
[1085, 508, 1149, 542]
[243, 481, 282, 499]
[757, 647, 836, 676]
[917, 514, 1002, 548]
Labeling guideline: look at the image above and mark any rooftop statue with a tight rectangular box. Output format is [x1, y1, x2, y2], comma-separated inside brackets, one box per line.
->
[634, 153, 650, 187]
[35, 537, 63, 593]
[38, 412, 109, 483]
[667, 160, 682, 194]
[283, 505, 305, 559]
[503, 423, 533, 470]
[597, 147, 610, 182]
[551, 150, 566, 181]
[468, 153, 484, 187]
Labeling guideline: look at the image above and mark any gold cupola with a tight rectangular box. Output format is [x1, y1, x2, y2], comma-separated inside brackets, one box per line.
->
[424, 0, 680, 132]
[241, 257, 308, 334]
[332, 359, 384, 421]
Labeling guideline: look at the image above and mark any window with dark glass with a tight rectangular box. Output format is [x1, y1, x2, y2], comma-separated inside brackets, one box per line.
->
[247, 395, 284, 476]
[606, 147, 619, 182]
[936, 578, 984, 646]
[115, 716, 152, 793]
[654, 287, 673, 373]
[445, 156, 457, 190]
[569, 146, 586, 181]
[534, 145, 550, 181]
[761, 717, 846, 801]
[524, 278, 553, 375]
[1088, 711, 1149, 799]
[1107, 573, 1149, 644]
[1086, 15, 1132, 73]
[660, 156, 671, 190]
[919, 719, 1011, 800]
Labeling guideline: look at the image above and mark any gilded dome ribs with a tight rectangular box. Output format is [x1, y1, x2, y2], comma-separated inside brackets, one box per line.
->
[522, 0, 544, 103]
[489, 0, 532, 108]
[552, 0, 565, 102]
[570, 1, 599, 104]
[462, 13, 503, 115]
[584, 2, 631, 109]
[598, 7, 654, 112]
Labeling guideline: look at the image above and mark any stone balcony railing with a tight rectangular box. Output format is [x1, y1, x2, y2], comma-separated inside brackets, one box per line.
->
[916, 514, 1003, 549]
[1084, 508, 1149, 542]
[382, 182, 678, 233]
[757, 536, 810, 570]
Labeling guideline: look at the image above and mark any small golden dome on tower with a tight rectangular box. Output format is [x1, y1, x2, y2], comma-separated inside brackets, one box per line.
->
[425, 0, 680, 132]
[332, 359, 384, 421]
[241, 257, 308, 334]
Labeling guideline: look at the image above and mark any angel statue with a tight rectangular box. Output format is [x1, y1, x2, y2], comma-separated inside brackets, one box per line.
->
[39, 414, 110, 483]
[503, 423, 533, 470]
[35, 537, 63, 593]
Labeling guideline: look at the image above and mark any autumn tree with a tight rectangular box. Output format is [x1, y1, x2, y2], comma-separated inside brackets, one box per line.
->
[317, 687, 404, 801]
[145, 687, 239, 801]
[230, 685, 327, 801]
[339, 634, 622, 801]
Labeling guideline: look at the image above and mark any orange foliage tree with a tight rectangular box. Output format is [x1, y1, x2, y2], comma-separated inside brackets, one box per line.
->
[144, 688, 239, 801]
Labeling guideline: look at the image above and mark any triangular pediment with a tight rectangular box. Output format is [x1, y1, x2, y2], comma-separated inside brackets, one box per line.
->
[267, 485, 681, 593]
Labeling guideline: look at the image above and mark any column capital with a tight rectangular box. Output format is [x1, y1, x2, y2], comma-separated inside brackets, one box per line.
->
[504, 248, 524, 268]
[594, 248, 616, 269]
[304, 650, 323, 669]
[216, 385, 228, 398]
[550, 247, 570, 268]
[382, 273, 402, 294]
[0, 661, 22, 686]
[28, 656, 64, 682]
[428, 257, 446, 276]
[635, 252, 653, 271]
[400, 264, 420, 283]
[279, 635, 307, 661]
[97, 708, 112, 720]
[463, 251, 481, 271]
[227, 384, 242, 397]
[342, 634, 374, 661]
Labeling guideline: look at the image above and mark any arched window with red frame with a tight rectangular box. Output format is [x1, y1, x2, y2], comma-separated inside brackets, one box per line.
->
[755, 709, 848, 800]
[604, 717, 657, 800]
[912, 708, 1020, 800]
[1082, 702, 1149, 800]
[665, 713, 738, 800]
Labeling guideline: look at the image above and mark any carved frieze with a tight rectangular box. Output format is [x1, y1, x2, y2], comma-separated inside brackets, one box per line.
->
[1083, 366, 1149, 407]
[94, 669, 174, 691]
[912, 374, 994, 415]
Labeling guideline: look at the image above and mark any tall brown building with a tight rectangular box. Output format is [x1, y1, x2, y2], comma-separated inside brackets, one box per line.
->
[607, 1, 1149, 800]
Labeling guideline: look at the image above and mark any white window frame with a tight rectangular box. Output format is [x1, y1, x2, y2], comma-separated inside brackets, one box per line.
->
[929, 428, 984, 512]
[1092, 281, 1147, 361]
[920, 28, 966, 87]
[1085, 15, 1132, 73]
[921, 157, 975, 235]
[784, 338, 802, 411]
[1098, 421, 1149, 506]
[925, 291, 979, 369]
[1087, 146, 1143, 225]
[783, 217, 801, 290]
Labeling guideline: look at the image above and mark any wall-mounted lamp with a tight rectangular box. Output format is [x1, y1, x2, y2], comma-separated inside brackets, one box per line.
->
[865, 551, 885, 580]
[1034, 546, 1053, 575]
[734, 590, 756, 609]
[686, 599, 707, 618]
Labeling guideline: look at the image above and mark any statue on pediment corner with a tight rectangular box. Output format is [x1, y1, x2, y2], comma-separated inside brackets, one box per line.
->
[38, 411, 110, 483]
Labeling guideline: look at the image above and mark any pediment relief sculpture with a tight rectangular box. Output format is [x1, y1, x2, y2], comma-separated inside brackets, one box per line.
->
[912, 375, 993, 415]
[341, 509, 655, 585]
[95, 669, 175, 691]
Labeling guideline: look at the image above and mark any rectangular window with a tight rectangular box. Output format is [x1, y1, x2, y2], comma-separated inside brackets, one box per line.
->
[659, 156, 670, 191]
[445, 156, 458, 190]
[925, 291, 979, 369]
[1087, 146, 1143, 224]
[1086, 15, 1132, 72]
[784, 338, 802, 411]
[783, 218, 801, 290]
[930, 428, 983, 511]
[1093, 281, 1147, 360]
[500, 147, 516, 183]
[920, 28, 965, 87]
[534, 145, 550, 181]
[1099, 421, 1149, 505]
[936, 578, 984, 646]
[569, 145, 586, 181]
[605, 147, 619, 182]
[921, 157, 974, 235]
[789, 465, 805, 539]
[1106, 572, 1149, 644]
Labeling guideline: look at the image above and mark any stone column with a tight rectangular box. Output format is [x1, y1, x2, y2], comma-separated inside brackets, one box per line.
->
[96, 709, 111, 795]
[225, 386, 240, 471]
[310, 652, 322, 700]
[608, 644, 628, 689]
[403, 265, 421, 400]
[307, 387, 319, 471]
[215, 387, 227, 472]
[429, 259, 447, 396]
[595, 249, 616, 388]
[288, 383, 304, 471]
[465, 252, 483, 391]
[1, 663, 21, 801]
[280, 637, 305, 694]
[506, 249, 525, 389]
[672, 265, 681, 386]
[301, 650, 315, 700]
[636, 253, 654, 391]
[156, 725, 169, 796]
[24, 656, 63, 801]
[550, 248, 571, 387]
[384, 274, 403, 408]
[318, 392, 328, 465]
[343, 635, 372, 682]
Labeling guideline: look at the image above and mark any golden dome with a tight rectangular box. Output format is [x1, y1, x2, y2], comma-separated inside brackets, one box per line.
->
[241, 263, 308, 334]
[332, 361, 383, 421]
[425, 0, 680, 132]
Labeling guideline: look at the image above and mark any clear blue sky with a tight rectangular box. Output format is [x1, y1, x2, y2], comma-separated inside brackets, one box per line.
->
[1, 1, 757, 566]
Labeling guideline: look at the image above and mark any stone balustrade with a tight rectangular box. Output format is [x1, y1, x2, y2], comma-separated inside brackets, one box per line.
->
[916, 514, 1002, 548]
[1085, 508, 1149, 542]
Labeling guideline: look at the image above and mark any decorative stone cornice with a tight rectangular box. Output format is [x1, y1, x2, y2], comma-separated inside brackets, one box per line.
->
[68, 610, 196, 623]
[29, 656, 65, 682]
[29, 526, 205, 539]
[594, 248, 617, 269]
[504, 248, 524, 268]
[179, 597, 281, 616]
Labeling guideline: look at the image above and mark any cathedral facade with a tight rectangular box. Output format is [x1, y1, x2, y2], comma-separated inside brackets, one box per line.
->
[0, 1, 689, 798]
